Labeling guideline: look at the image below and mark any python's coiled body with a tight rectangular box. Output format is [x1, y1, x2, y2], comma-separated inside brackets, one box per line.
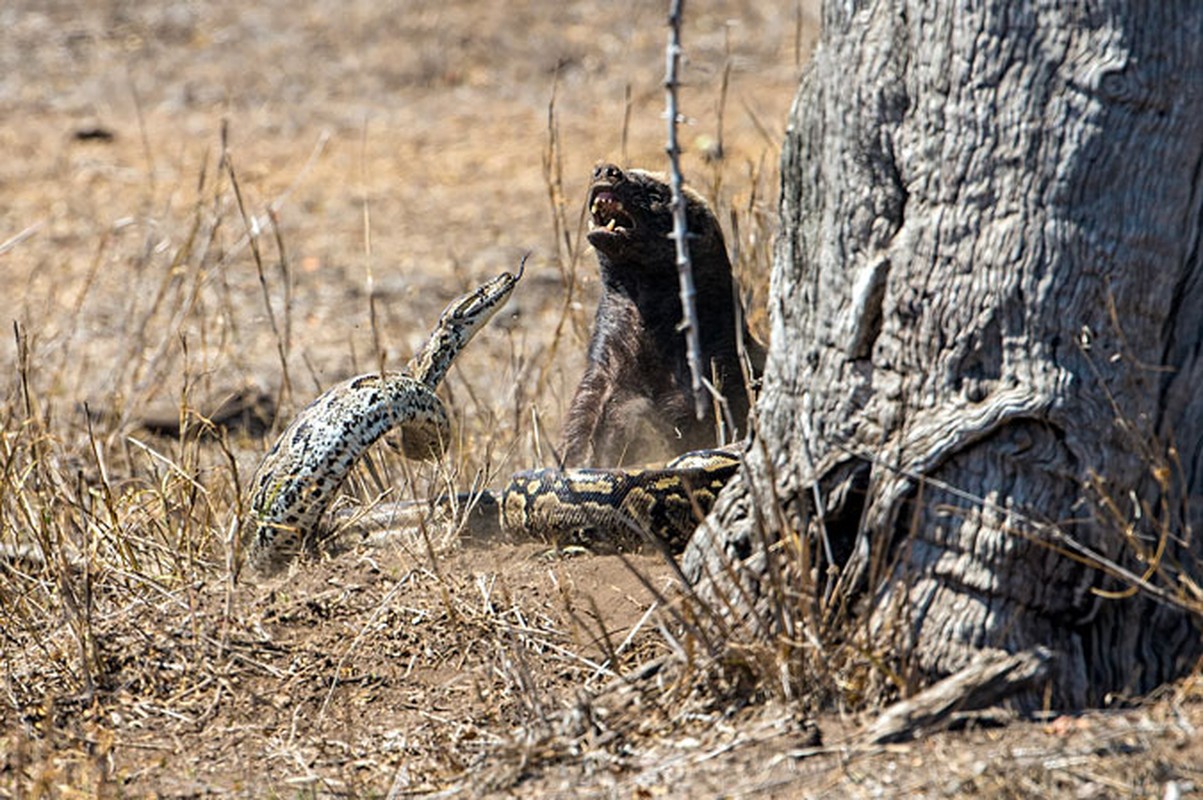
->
[500, 449, 739, 553]
[245, 266, 522, 574]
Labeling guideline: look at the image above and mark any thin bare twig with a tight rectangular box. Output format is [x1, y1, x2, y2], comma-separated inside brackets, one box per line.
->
[0, 220, 44, 256]
[664, 0, 707, 421]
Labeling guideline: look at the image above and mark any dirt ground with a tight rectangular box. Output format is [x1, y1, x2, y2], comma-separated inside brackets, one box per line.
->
[2, 1, 1202, 797]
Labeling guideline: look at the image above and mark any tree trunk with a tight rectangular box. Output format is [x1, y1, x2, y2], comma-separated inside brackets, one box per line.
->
[683, 1, 1203, 709]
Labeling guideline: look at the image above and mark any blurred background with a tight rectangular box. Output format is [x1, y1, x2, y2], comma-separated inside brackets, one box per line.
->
[1, 1, 816, 431]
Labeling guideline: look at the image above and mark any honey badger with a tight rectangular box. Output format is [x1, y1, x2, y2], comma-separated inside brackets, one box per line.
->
[562, 163, 765, 468]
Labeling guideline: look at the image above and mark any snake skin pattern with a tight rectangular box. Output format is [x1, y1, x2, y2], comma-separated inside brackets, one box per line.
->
[244, 265, 522, 574]
[499, 448, 740, 553]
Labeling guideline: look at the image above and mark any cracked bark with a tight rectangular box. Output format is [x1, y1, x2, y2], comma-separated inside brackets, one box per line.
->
[683, 1, 1203, 708]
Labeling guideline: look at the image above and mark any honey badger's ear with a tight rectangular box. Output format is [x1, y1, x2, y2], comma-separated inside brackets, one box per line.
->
[685, 193, 723, 241]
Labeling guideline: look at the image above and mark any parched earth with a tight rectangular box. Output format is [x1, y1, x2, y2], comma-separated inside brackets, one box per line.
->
[2, 1, 1202, 797]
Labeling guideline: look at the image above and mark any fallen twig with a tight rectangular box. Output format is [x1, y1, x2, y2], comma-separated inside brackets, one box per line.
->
[860, 647, 1054, 744]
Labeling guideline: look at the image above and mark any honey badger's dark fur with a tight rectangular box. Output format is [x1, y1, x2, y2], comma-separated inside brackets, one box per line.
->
[562, 164, 765, 468]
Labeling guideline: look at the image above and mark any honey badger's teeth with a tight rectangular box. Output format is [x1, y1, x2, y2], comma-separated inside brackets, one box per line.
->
[590, 190, 635, 233]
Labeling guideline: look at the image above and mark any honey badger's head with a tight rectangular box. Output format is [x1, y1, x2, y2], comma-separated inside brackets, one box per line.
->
[585, 163, 727, 281]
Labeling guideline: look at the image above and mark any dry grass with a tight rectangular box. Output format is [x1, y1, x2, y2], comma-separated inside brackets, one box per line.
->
[2, 1, 1201, 797]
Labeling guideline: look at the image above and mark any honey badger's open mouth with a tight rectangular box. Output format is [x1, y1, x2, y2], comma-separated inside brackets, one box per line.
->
[589, 188, 635, 234]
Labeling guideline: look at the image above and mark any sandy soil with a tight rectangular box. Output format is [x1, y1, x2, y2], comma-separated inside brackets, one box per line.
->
[2, 1, 1201, 797]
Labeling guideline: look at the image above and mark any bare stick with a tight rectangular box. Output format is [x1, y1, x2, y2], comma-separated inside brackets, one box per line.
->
[665, 0, 707, 420]
[359, 120, 385, 379]
[621, 82, 633, 165]
[0, 220, 43, 256]
[860, 647, 1053, 744]
[221, 124, 288, 391]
